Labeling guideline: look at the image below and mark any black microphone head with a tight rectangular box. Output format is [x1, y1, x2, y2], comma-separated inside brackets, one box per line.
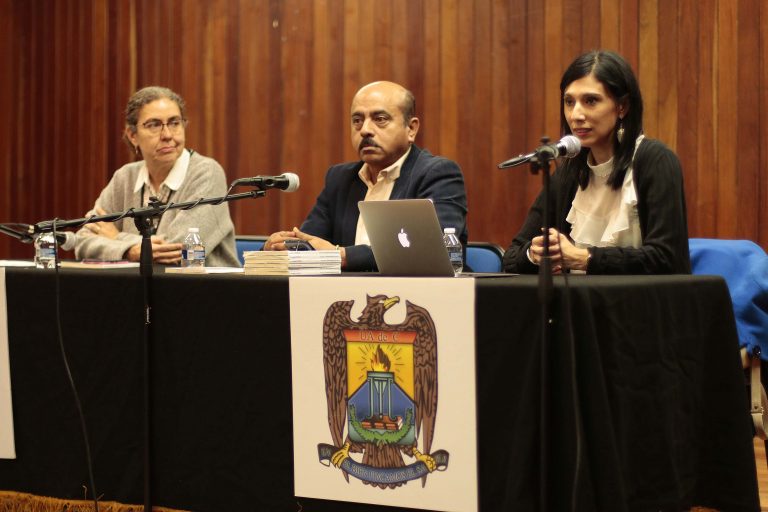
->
[234, 173, 300, 191]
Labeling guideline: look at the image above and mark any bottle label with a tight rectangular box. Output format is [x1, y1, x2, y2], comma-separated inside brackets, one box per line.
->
[184, 249, 205, 263]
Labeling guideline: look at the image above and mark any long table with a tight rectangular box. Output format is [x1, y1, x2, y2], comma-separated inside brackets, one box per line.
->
[0, 268, 759, 511]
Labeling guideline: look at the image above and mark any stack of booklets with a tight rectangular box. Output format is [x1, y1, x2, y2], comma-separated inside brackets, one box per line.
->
[242, 250, 341, 275]
[62, 260, 140, 269]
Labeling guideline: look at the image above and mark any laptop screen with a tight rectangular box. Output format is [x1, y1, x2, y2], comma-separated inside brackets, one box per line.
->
[358, 199, 455, 276]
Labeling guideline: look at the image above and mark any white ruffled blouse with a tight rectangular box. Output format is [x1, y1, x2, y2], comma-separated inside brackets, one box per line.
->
[566, 135, 645, 251]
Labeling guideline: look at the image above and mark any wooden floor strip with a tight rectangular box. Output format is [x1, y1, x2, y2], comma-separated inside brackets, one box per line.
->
[0, 491, 188, 512]
[1, 446, 767, 511]
[756, 438, 768, 511]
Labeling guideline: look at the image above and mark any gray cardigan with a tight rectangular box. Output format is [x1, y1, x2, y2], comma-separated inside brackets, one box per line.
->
[75, 151, 239, 267]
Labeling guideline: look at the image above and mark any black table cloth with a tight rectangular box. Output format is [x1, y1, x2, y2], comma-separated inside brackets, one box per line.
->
[0, 269, 758, 511]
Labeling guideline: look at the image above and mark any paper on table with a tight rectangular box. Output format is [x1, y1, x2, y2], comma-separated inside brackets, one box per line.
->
[165, 267, 244, 274]
[0, 261, 35, 268]
[60, 260, 140, 269]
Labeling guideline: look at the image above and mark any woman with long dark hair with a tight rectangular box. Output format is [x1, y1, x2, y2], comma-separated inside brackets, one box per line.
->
[503, 50, 690, 274]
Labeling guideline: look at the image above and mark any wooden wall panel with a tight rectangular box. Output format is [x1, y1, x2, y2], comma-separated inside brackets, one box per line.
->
[716, 0, 739, 238]
[694, 0, 717, 235]
[762, 1, 768, 242]
[523, 0, 548, 218]
[600, 0, 620, 51]
[638, 0, 658, 139]
[620, 0, 639, 65]
[233, 0, 277, 236]
[0, 0, 12, 258]
[1, 0, 767, 260]
[656, 0, 678, 150]
[737, 0, 761, 239]
[485, 0, 520, 237]
[677, 0, 699, 233]
[544, 0, 563, 140]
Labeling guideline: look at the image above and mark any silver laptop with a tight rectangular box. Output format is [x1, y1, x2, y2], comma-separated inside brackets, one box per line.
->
[358, 199, 455, 276]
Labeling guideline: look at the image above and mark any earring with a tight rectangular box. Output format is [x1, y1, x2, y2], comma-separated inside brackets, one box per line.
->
[616, 120, 625, 144]
[134, 145, 140, 156]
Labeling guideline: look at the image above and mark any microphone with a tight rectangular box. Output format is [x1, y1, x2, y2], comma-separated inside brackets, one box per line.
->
[497, 135, 581, 169]
[234, 173, 300, 192]
[7, 226, 76, 250]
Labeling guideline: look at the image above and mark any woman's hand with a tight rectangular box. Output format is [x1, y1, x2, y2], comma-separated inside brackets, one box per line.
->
[529, 228, 563, 273]
[557, 232, 591, 272]
[85, 207, 119, 239]
[124, 236, 183, 264]
[529, 228, 590, 273]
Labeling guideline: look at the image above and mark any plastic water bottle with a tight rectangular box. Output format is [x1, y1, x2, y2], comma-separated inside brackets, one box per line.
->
[443, 227, 463, 275]
[34, 232, 57, 269]
[181, 228, 206, 269]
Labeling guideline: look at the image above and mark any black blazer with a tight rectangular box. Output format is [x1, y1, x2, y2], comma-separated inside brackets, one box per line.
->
[301, 145, 469, 271]
[503, 138, 691, 274]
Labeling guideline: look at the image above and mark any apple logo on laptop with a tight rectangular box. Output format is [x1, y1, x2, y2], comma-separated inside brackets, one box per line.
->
[398, 228, 411, 248]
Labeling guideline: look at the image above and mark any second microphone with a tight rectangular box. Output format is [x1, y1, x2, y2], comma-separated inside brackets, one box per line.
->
[233, 173, 300, 192]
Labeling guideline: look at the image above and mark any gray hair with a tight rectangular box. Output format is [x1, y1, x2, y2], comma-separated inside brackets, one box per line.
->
[124, 86, 186, 132]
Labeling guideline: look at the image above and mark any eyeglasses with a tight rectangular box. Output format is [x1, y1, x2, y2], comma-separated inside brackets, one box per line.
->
[140, 117, 187, 135]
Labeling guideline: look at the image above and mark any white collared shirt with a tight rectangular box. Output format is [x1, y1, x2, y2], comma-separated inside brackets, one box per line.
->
[132, 149, 191, 205]
[354, 146, 412, 246]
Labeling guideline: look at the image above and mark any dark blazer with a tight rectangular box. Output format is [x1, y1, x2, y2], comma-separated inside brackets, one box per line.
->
[503, 138, 691, 274]
[301, 145, 469, 271]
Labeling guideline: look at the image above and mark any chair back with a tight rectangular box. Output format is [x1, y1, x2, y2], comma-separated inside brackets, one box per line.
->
[689, 238, 768, 358]
[466, 242, 505, 273]
[235, 235, 268, 265]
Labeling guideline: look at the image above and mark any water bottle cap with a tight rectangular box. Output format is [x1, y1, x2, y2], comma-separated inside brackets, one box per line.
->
[188, 227, 200, 233]
[443, 227, 456, 234]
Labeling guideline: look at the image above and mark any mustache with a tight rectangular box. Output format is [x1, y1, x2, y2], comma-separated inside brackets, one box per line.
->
[359, 137, 380, 151]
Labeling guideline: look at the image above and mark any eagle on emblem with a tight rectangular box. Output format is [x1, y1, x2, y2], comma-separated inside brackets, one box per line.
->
[322, 294, 439, 489]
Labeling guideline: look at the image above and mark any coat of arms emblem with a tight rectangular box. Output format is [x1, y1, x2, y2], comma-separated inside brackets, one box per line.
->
[317, 294, 449, 488]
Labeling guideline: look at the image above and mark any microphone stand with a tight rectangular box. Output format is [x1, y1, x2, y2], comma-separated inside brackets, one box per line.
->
[31, 187, 267, 512]
[528, 136, 556, 512]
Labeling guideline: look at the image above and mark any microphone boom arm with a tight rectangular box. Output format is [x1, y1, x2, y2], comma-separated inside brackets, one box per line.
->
[31, 188, 267, 235]
[498, 152, 536, 169]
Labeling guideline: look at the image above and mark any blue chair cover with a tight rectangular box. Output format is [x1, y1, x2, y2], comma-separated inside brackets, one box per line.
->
[466, 242, 504, 273]
[235, 236, 267, 266]
[689, 238, 768, 358]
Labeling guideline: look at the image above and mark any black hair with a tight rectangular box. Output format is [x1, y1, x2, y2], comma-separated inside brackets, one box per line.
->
[400, 89, 416, 124]
[560, 50, 643, 190]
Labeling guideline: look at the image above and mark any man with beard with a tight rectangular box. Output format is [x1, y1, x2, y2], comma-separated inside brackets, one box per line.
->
[264, 81, 468, 271]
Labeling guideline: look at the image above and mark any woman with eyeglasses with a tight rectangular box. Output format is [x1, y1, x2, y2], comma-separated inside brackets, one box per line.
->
[75, 86, 239, 266]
